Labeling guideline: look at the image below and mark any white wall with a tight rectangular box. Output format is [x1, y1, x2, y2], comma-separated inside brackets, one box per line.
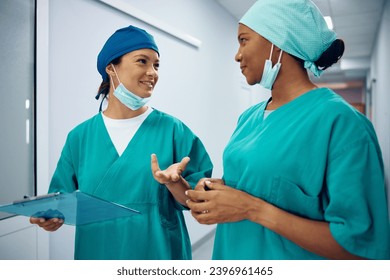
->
[38, 0, 268, 259]
[369, 0, 390, 213]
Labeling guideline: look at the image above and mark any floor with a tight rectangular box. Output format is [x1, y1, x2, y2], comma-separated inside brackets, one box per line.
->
[191, 230, 215, 260]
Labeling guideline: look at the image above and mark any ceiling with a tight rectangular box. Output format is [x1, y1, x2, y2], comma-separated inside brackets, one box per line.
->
[215, 0, 386, 87]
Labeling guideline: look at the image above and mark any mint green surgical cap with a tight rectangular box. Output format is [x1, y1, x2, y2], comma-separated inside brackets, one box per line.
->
[240, 0, 337, 76]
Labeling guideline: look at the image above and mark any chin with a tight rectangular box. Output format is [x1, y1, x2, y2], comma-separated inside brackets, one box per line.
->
[139, 91, 153, 98]
[246, 78, 258, 86]
[242, 75, 258, 86]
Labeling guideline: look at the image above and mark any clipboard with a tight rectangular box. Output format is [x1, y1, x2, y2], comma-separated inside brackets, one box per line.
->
[0, 191, 140, 226]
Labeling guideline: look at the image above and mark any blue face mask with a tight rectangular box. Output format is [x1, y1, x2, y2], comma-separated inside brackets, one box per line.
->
[111, 64, 150, 110]
[258, 44, 283, 90]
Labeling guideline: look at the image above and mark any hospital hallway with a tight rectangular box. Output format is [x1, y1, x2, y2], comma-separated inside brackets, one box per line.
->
[1, 0, 390, 261]
[192, 229, 216, 260]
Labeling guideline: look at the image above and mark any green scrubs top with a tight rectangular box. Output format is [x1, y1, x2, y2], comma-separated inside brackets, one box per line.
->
[213, 88, 390, 260]
[49, 109, 212, 260]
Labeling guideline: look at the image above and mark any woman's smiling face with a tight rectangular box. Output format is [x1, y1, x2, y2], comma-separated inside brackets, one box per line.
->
[110, 49, 160, 98]
[235, 23, 272, 85]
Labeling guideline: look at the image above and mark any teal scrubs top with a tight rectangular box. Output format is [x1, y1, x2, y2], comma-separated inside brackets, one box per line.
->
[213, 88, 390, 260]
[49, 109, 213, 260]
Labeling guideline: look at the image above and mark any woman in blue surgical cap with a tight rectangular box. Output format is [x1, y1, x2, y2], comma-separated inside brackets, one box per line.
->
[186, 0, 390, 259]
[30, 25, 212, 260]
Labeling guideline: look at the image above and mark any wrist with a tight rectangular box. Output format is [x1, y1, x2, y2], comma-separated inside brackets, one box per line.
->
[165, 176, 189, 189]
[246, 195, 267, 224]
[247, 197, 280, 232]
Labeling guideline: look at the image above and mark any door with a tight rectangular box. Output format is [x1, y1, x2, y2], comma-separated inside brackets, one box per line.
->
[0, 0, 35, 219]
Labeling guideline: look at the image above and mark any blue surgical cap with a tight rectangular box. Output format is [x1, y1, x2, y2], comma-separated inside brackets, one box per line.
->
[97, 25, 159, 81]
[240, 0, 337, 76]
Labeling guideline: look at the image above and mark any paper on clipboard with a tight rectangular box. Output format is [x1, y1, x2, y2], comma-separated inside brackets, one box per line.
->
[0, 190, 140, 226]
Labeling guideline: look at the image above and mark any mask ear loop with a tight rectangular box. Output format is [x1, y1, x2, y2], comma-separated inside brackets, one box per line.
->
[269, 44, 283, 64]
[111, 64, 121, 85]
[101, 72, 118, 113]
[277, 49, 283, 63]
[97, 65, 119, 112]
[109, 75, 115, 92]
[269, 44, 274, 60]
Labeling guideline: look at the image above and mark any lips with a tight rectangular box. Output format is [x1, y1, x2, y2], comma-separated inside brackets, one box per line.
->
[140, 80, 154, 89]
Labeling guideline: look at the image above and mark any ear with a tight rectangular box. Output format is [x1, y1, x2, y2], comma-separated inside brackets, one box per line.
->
[105, 64, 115, 78]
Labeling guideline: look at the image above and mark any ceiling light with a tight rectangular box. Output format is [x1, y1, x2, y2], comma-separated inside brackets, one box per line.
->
[324, 16, 333, 30]
[316, 82, 348, 89]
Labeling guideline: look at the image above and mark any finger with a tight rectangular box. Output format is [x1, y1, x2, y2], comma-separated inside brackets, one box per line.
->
[194, 178, 210, 191]
[185, 190, 211, 203]
[40, 218, 58, 228]
[44, 224, 60, 232]
[43, 219, 64, 231]
[151, 154, 161, 174]
[190, 209, 214, 225]
[178, 156, 190, 172]
[194, 178, 224, 191]
[171, 173, 180, 182]
[209, 178, 225, 185]
[186, 198, 195, 209]
[204, 180, 227, 191]
[186, 200, 206, 214]
[185, 191, 204, 203]
[50, 219, 64, 229]
[189, 202, 212, 214]
[30, 217, 45, 225]
[154, 170, 169, 181]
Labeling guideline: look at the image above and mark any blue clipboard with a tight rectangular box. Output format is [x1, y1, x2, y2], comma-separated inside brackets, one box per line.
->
[0, 191, 140, 226]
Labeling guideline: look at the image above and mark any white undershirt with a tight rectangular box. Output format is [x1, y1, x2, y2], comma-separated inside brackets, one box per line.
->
[263, 110, 274, 120]
[101, 107, 153, 156]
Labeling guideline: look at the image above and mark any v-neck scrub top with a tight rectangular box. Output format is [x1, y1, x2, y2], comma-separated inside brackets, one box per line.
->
[213, 88, 390, 260]
[49, 109, 213, 260]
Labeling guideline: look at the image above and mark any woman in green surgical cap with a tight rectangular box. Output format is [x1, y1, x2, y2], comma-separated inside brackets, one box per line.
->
[29, 25, 212, 260]
[186, 0, 390, 260]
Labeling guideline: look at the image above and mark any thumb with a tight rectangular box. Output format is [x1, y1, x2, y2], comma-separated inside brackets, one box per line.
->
[151, 153, 161, 174]
[204, 180, 226, 191]
[179, 156, 190, 172]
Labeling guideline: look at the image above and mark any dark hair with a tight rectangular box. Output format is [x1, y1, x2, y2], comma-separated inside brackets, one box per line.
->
[95, 56, 123, 111]
[95, 56, 122, 100]
[315, 39, 345, 71]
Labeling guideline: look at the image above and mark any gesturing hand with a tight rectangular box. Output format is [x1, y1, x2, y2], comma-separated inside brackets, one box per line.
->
[186, 180, 258, 224]
[151, 154, 190, 185]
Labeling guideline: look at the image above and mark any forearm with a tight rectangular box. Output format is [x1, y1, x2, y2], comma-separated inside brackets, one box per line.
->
[165, 176, 191, 206]
[247, 196, 364, 259]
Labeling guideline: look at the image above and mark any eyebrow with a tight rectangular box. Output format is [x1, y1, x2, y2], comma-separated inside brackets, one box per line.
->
[237, 32, 250, 39]
[133, 54, 160, 63]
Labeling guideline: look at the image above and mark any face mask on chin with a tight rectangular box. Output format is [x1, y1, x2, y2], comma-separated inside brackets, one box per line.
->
[258, 44, 283, 90]
[110, 64, 150, 111]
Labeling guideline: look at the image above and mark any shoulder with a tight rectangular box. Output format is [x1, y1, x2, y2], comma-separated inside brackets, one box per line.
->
[316, 88, 374, 133]
[66, 114, 101, 140]
[150, 108, 195, 134]
[314, 88, 359, 115]
[314, 88, 380, 157]
[151, 108, 181, 123]
[238, 101, 267, 123]
[151, 108, 188, 127]
[243, 101, 266, 115]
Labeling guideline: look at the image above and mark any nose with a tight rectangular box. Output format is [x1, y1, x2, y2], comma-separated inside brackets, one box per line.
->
[146, 65, 158, 78]
[235, 51, 242, 62]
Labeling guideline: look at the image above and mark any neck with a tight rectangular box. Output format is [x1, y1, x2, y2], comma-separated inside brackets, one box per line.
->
[266, 59, 317, 110]
[103, 93, 147, 119]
